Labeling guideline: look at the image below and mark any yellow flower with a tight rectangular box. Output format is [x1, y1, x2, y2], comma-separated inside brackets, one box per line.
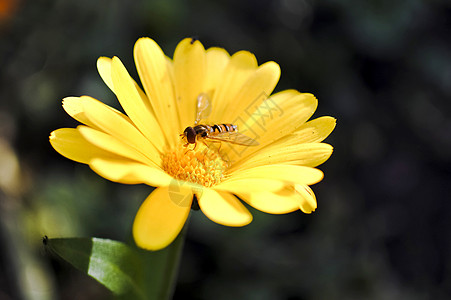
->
[49, 37, 335, 250]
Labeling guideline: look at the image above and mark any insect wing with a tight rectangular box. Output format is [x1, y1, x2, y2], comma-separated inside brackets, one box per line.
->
[195, 93, 212, 124]
[207, 131, 259, 146]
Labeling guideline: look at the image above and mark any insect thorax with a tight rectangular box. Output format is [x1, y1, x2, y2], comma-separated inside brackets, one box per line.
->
[194, 125, 209, 138]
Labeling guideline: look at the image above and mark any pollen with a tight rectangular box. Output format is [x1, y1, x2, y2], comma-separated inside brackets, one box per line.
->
[162, 143, 228, 187]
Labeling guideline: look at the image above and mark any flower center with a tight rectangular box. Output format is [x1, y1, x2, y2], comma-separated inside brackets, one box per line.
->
[162, 143, 228, 187]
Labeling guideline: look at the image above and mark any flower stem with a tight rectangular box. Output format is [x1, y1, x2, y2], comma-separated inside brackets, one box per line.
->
[141, 217, 189, 300]
[160, 220, 189, 300]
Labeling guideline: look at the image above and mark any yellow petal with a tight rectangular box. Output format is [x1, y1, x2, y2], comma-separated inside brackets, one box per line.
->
[89, 157, 173, 186]
[293, 116, 337, 143]
[80, 95, 162, 165]
[133, 187, 192, 250]
[49, 128, 120, 164]
[214, 178, 285, 194]
[77, 125, 157, 167]
[229, 164, 324, 185]
[197, 189, 252, 226]
[209, 50, 257, 122]
[165, 57, 175, 88]
[97, 56, 114, 93]
[224, 90, 318, 164]
[62, 97, 101, 130]
[203, 47, 230, 100]
[221, 61, 281, 122]
[173, 38, 206, 129]
[134, 38, 179, 146]
[238, 188, 301, 214]
[250, 116, 336, 149]
[230, 143, 333, 171]
[97, 56, 156, 120]
[244, 91, 317, 143]
[167, 179, 205, 206]
[111, 56, 166, 149]
[295, 184, 317, 213]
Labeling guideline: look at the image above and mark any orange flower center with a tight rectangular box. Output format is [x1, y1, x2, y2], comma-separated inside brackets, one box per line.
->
[162, 143, 228, 187]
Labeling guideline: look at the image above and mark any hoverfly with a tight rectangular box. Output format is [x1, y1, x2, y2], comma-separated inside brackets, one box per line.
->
[181, 93, 259, 149]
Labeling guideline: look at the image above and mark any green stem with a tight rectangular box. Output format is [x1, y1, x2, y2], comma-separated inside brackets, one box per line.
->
[160, 220, 189, 300]
[141, 217, 189, 300]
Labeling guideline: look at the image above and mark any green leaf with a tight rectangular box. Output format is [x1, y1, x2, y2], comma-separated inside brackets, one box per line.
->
[43, 222, 188, 299]
[43, 236, 145, 299]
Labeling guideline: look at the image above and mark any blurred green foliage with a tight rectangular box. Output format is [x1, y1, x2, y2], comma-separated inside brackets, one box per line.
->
[1, 0, 451, 299]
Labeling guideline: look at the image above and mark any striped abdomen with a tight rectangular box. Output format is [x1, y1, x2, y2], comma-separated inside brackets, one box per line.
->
[186, 124, 238, 144]
[207, 124, 238, 135]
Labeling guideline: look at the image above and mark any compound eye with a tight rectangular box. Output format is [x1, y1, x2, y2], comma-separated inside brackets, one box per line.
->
[185, 127, 196, 144]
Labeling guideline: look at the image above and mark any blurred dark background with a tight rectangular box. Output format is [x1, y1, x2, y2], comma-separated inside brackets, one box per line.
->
[1, 0, 451, 299]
